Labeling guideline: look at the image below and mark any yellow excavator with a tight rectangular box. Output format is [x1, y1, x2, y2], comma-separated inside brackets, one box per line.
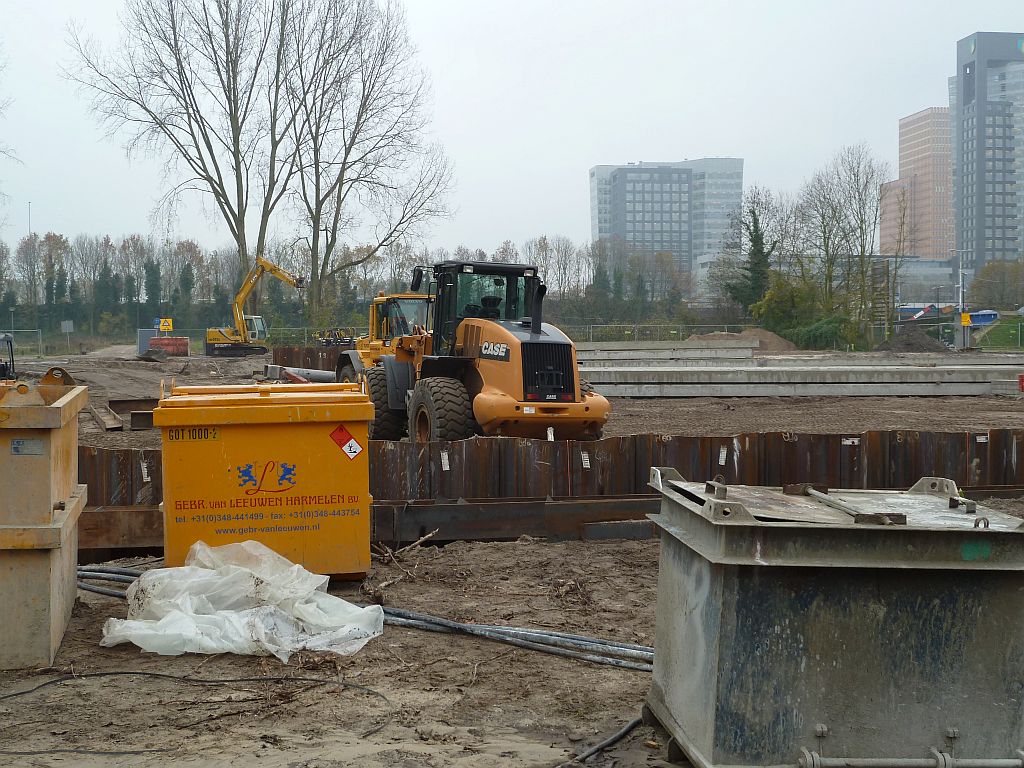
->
[205, 255, 305, 356]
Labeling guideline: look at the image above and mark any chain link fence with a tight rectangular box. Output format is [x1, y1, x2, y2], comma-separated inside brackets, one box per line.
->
[3, 329, 43, 356]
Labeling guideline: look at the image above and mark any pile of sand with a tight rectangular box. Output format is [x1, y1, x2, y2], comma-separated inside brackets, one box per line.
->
[688, 328, 797, 352]
[874, 326, 948, 353]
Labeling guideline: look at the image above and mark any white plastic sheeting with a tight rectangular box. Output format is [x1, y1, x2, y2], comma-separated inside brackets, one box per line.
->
[101, 541, 383, 661]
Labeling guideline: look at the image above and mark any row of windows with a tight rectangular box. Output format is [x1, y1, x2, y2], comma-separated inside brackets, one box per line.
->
[625, 183, 688, 192]
[626, 223, 690, 232]
[624, 173, 685, 182]
[622, 208, 688, 218]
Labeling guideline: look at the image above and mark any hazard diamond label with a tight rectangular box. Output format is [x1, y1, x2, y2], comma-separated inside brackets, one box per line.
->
[330, 424, 363, 459]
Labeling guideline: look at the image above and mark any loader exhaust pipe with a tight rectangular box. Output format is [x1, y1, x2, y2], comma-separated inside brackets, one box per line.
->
[530, 281, 547, 335]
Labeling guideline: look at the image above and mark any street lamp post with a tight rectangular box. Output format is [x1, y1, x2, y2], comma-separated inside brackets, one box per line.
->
[949, 249, 972, 349]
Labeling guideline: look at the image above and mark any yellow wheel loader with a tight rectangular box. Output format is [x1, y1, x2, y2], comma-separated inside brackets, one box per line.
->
[332, 293, 431, 383]
[366, 261, 610, 441]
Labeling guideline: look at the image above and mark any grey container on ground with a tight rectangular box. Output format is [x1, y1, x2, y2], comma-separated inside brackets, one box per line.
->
[646, 469, 1024, 768]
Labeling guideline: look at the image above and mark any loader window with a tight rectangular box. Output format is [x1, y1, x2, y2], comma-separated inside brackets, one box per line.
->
[455, 273, 527, 322]
[393, 298, 429, 334]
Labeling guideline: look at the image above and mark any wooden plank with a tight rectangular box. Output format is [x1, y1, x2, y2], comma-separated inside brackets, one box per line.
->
[88, 404, 123, 431]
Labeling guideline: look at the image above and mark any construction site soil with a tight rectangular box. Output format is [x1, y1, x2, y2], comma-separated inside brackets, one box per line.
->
[0, 539, 669, 768]
[19, 347, 1024, 447]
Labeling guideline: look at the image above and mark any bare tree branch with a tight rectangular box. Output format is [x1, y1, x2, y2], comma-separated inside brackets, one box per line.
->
[67, 0, 302, 278]
[288, 0, 450, 315]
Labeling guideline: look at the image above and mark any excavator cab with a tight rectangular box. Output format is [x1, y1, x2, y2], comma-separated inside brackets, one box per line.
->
[244, 315, 268, 341]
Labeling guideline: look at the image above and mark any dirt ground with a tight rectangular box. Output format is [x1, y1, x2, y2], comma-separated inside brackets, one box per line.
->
[604, 395, 1024, 436]
[0, 540, 668, 768]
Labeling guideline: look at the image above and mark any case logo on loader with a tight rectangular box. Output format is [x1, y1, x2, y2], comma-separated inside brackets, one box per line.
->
[479, 341, 510, 361]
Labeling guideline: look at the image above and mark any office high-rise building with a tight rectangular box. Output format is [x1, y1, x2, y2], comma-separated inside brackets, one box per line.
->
[880, 108, 954, 261]
[588, 158, 743, 292]
[950, 32, 1024, 276]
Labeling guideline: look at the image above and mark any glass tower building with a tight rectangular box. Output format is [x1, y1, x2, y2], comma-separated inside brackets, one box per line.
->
[588, 158, 743, 294]
[950, 32, 1024, 277]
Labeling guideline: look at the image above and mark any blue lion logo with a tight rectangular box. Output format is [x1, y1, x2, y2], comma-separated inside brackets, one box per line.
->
[278, 462, 297, 487]
[237, 463, 257, 488]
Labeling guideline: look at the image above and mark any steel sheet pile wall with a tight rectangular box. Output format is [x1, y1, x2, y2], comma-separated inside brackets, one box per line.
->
[78, 429, 1024, 505]
[78, 446, 163, 506]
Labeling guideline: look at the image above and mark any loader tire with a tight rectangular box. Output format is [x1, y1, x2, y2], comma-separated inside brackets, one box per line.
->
[336, 363, 356, 383]
[409, 377, 475, 443]
[365, 366, 406, 441]
[580, 379, 594, 395]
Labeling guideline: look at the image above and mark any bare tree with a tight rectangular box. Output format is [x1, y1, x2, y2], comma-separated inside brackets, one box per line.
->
[382, 239, 416, 292]
[796, 167, 850, 312]
[833, 143, 889, 324]
[289, 0, 450, 314]
[522, 235, 554, 279]
[0, 241, 10, 294]
[549, 235, 577, 300]
[14, 234, 41, 306]
[0, 46, 13, 164]
[70, 0, 303, 276]
[491, 239, 519, 263]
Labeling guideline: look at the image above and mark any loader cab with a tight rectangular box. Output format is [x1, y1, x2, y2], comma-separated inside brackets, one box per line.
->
[415, 262, 541, 356]
[374, 295, 431, 343]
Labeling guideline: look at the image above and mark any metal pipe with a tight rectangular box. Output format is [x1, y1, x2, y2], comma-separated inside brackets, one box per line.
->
[263, 364, 336, 383]
[804, 487, 863, 518]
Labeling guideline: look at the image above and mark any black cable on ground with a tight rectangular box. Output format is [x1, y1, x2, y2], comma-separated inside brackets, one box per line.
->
[383, 614, 652, 671]
[383, 605, 653, 655]
[77, 581, 127, 599]
[556, 716, 644, 767]
[76, 572, 137, 584]
[76, 566, 144, 577]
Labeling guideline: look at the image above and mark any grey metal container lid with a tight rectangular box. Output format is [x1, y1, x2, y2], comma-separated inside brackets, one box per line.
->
[649, 467, 1024, 570]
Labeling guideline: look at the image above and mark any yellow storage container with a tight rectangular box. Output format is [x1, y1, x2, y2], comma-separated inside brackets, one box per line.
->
[0, 381, 88, 669]
[154, 382, 374, 576]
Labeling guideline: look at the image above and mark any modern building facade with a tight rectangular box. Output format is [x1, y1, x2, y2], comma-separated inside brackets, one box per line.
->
[588, 158, 743, 293]
[880, 108, 955, 261]
[950, 32, 1024, 277]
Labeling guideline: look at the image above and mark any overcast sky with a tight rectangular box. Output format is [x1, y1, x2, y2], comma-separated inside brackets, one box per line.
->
[0, 0, 1020, 255]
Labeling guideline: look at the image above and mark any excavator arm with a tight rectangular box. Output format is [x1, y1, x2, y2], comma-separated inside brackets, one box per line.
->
[230, 255, 306, 343]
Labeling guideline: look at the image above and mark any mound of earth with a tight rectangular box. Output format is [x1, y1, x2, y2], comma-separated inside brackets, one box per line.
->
[874, 326, 948, 353]
[687, 328, 797, 352]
